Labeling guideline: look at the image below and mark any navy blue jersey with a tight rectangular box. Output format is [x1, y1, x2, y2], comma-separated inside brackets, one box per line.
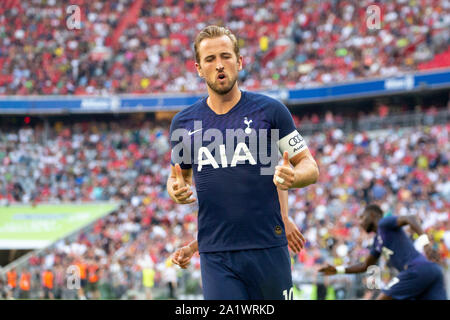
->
[370, 216, 427, 271]
[169, 91, 308, 253]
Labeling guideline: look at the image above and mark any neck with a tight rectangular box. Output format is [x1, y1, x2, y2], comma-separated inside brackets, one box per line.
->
[206, 83, 241, 115]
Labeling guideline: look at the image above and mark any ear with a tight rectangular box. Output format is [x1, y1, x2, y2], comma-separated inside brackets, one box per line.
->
[237, 55, 243, 72]
[195, 62, 203, 78]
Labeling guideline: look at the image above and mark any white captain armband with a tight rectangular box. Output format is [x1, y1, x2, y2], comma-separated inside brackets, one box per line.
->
[277, 130, 308, 159]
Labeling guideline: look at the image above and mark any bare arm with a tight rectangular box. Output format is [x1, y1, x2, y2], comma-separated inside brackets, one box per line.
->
[396, 216, 424, 235]
[277, 189, 305, 253]
[344, 254, 379, 274]
[398, 216, 437, 261]
[187, 239, 198, 253]
[290, 149, 319, 188]
[319, 254, 379, 275]
[277, 188, 289, 221]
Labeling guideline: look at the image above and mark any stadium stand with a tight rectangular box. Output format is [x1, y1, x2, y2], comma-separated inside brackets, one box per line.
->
[0, 0, 449, 95]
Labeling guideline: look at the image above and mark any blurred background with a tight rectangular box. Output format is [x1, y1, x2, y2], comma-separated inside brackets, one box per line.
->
[0, 0, 449, 300]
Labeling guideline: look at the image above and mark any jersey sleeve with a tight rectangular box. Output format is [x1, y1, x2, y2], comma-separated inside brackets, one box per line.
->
[169, 113, 192, 169]
[378, 216, 399, 230]
[269, 100, 308, 159]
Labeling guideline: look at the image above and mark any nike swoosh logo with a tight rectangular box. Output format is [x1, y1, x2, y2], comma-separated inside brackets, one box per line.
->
[188, 128, 202, 135]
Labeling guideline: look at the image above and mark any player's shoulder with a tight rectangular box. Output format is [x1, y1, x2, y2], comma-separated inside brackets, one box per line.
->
[245, 91, 286, 109]
[171, 97, 206, 125]
[244, 91, 290, 122]
[378, 215, 399, 230]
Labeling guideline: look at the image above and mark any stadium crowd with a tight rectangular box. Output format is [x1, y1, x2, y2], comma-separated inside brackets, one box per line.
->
[1, 0, 449, 95]
[0, 101, 448, 299]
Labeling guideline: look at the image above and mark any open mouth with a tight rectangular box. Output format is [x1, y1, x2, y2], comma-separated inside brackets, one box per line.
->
[217, 73, 226, 80]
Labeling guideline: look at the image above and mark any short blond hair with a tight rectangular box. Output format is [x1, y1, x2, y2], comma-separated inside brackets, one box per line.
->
[194, 25, 240, 64]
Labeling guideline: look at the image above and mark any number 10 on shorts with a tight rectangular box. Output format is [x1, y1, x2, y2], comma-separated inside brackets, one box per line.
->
[283, 286, 294, 300]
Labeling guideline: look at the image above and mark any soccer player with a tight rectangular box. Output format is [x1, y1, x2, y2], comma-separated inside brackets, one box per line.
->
[319, 204, 447, 300]
[167, 25, 319, 300]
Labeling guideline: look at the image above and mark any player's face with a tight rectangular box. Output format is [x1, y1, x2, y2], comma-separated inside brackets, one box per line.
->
[196, 35, 243, 95]
[359, 212, 376, 233]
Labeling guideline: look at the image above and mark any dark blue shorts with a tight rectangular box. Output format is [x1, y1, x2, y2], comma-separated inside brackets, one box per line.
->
[200, 245, 293, 300]
[383, 261, 447, 300]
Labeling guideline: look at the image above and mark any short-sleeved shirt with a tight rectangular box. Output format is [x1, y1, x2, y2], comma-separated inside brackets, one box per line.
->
[169, 91, 308, 253]
[370, 216, 427, 271]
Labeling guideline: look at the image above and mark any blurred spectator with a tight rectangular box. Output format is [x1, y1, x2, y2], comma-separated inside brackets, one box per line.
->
[42, 268, 54, 299]
[18, 269, 31, 299]
[159, 258, 178, 299]
[6, 268, 17, 299]
[87, 259, 100, 299]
